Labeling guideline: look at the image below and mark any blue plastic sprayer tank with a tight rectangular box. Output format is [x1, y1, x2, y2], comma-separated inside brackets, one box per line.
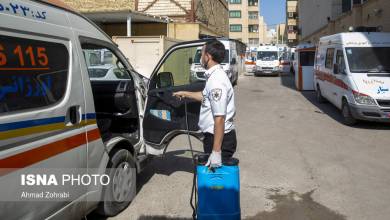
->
[196, 156, 240, 220]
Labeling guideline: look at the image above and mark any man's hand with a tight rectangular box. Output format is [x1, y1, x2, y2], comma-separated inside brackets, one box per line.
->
[172, 91, 187, 100]
[205, 150, 222, 168]
[172, 91, 203, 102]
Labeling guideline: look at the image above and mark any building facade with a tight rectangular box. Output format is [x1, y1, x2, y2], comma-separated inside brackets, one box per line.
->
[137, 0, 229, 39]
[298, 0, 342, 40]
[286, 0, 298, 46]
[228, 0, 267, 47]
[299, 0, 390, 44]
[63, 0, 228, 40]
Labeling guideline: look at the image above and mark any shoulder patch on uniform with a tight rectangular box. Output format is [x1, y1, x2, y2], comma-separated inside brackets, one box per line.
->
[210, 88, 222, 102]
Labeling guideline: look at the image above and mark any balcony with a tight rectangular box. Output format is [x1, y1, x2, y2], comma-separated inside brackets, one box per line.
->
[248, 32, 259, 38]
[287, 19, 297, 26]
[288, 32, 297, 40]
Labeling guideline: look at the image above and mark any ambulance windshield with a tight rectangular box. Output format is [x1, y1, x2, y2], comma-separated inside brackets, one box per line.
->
[257, 51, 278, 61]
[346, 47, 390, 73]
[194, 49, 230, 64]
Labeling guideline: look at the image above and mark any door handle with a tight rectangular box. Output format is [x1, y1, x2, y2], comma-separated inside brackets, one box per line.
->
[66, 105, 81, 126]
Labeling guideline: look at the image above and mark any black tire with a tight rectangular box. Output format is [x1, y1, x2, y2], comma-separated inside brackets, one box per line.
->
[232, 78, 238, 87]
[316, 85, 327, 103]
[342, 99, 358, 126]
[95, 148, 136, 217]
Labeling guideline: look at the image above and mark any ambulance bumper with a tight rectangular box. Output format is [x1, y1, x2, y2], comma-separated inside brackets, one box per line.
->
[350, 104, 390, 122]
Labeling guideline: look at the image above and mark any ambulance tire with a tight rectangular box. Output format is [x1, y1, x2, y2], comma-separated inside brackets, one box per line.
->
[96, 148, 136, 217]
[232, 78, 238, 87]
[316, 85, 327, 103]
[342, 99, 358, 126]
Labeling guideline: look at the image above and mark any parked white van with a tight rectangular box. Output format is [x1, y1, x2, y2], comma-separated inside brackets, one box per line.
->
[0, 0, 222, 219]
[314, 31, 390, 125]
[190, 39, 243, 86]
[254, 45, 280, 76]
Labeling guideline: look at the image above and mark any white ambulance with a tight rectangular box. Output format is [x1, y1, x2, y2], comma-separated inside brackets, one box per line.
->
[0, 0, 225, 219]
[254, 45, 280, 76]
[314, 31, 390, 125]
[190, 39, 244, 86]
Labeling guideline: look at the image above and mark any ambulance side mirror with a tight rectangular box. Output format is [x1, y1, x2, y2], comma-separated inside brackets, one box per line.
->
[189, 57, 193, 64]
[230, 58, 236, 65]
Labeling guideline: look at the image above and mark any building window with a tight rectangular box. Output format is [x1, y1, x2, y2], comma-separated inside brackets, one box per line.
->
[288, 12, 297, 19]
[342, 0, 352, 13]
[230, 24, 242, 32]
[229, 0, 241, 4]
[249, 38, 259, 46]
[248, 25, 259, 33]
[288, 25, 297, 32]
[229, 10, 242, 18]
[248, 0, 258, 6]
[248, 11, 258, 19]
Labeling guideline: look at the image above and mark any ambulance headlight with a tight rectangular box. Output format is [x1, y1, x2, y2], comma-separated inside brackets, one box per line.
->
[353, 92, 376, 105]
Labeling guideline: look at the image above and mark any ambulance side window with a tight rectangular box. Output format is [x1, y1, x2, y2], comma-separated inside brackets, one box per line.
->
[81, 44, 131, 81]
[325, 48, 335, 70]
[336, 50, 346, 74]
[0, 35, 69, 114]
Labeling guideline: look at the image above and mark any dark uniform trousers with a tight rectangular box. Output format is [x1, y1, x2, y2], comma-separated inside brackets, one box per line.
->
[203, 130, 237, 160]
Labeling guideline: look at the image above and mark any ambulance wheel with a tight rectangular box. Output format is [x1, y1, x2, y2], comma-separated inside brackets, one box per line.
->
[232, 78, 238, 87]
[96, 148, 136, 217]
[342, 99, 357, 126]
[316, 85, 326, 103]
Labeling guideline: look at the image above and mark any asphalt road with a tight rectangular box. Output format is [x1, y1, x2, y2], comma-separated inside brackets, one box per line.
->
[106, 73, 390, 220]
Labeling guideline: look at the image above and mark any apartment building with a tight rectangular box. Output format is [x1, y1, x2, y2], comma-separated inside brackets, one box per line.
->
[64, 0, 228, 40]
[299, 0, 390, 44]
[228, 0, 267, 47]
[286, 0, 298, 46]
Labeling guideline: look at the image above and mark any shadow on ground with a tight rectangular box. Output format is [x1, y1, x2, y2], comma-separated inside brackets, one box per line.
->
[301, 91, 390, 130]
[85, 149, 201, 220]
[137, 149, 202, 193]
[281, 73, 390, 130]
[279, 73, 296, 91]
[136, 189, 346, 220]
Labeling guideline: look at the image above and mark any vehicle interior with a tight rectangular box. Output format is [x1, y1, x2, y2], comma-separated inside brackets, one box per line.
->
[82, 44, 139, 143]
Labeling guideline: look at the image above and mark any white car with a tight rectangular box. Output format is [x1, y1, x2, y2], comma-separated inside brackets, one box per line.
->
[314, 31, 390, 125]
[88, 65, 132, 81]
[190, 39, 245, 86]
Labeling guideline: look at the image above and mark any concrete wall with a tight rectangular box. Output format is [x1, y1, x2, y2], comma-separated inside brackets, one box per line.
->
[195, 0, 228, 37]
[63, 0, 135, 12]
[301, 0, 390, 44]
[298, 0, 342, 40]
